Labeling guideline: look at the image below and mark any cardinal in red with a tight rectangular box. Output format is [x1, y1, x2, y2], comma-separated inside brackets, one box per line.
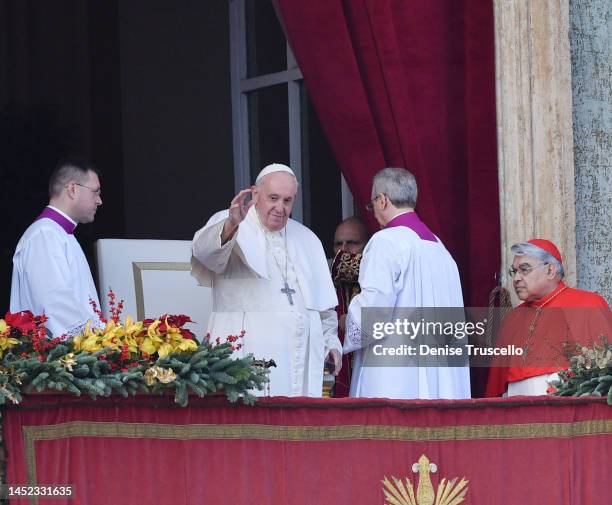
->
[485, 239, 611, 397]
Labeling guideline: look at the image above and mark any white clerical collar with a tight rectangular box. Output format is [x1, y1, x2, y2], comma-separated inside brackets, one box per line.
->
[48, 205, 78, 226]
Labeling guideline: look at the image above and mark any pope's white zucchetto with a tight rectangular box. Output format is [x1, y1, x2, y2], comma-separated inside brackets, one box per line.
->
[255, 163, 296, 184]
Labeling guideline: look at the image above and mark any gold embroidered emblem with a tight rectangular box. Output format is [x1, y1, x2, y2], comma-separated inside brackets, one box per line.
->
[382, 454, 469, 505]
[331, 250, 362, 284]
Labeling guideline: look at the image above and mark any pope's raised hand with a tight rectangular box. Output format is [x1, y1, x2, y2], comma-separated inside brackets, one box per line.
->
[221, 188, 255, 244]
[228, 188, 255, 227]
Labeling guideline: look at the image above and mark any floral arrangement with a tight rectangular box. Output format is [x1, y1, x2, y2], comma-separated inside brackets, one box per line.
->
[548, 336, 612, 404]
[0, 292, 268, 407]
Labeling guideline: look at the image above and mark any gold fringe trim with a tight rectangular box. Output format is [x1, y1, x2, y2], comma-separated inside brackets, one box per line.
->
[23, 418, 612, 443]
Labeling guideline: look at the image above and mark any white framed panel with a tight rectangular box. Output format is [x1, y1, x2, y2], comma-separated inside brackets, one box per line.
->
[95, 239, 212, 340]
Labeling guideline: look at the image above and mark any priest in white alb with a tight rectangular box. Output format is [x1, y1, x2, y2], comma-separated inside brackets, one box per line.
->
[191, 163, 342, 396]
[343, 167, 471, 399]
[10, 159, 103, 337]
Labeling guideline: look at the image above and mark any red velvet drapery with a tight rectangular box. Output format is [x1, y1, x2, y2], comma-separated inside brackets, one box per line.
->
[275, 0, 500, 306]
[3, 395, 611, 504]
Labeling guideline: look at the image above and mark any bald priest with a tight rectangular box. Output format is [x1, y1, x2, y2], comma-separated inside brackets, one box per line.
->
[191, 164, 342, 397]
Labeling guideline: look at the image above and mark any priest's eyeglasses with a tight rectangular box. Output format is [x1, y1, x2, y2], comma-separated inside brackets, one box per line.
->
[74, 182, 102, 198]
[508, 263, 548, 278]
[366, 194, 382, 212]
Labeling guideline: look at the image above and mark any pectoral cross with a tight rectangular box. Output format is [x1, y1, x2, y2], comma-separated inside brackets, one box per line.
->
[281, 280, 296, 305]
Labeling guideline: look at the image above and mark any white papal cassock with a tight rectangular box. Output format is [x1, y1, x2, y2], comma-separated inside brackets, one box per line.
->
[10, 206, 102, 337]
[191, 206, 341, 397]
[344, 213, 471, 399]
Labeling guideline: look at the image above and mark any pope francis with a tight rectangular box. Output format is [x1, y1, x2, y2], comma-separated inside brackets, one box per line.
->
[191, 164, 342, 396]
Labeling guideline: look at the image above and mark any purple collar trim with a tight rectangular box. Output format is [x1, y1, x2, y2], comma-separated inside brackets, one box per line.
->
[385, 211, 436, 242]
[35, 207, 77, 234]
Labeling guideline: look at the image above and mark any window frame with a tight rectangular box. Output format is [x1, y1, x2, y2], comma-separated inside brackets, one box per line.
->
[229, 0, 354, 223]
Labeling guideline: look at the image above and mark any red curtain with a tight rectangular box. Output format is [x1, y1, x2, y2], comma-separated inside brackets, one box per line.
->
[3, 395, 611, 504]
[275, 0, 500, 307]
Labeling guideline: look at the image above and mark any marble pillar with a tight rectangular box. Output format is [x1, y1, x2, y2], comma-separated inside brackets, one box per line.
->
[570, 0, 612, 304]
[494, 0, 577, 302]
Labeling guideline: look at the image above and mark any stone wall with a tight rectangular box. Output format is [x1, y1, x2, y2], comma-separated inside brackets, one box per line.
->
[570, 0, 612, 303]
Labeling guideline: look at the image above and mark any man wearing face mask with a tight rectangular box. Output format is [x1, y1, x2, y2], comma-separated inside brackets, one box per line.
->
[10, 158, 103, 337]
[191, 163, 342, 397]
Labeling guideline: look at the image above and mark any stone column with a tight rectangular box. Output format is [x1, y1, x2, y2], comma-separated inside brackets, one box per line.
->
[570, 0, 612, 304]
[494, 0, 577, 302]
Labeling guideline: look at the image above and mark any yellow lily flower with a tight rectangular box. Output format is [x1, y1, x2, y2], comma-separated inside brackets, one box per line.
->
[124, 316, 143, 336]
[138, 319, 163, 355]
[157, 342, 173, 358]
[82, 334, 102, 353]
[140, 335, 161, 355]
[72, 333, 83, 351]
[81, 321, 97, 338]
[122, 333, 140, 354]
[101, 331, 121, 350]
[0, 319, 10, 337]
[147, 319, 162, 337]
[176, 339, 198, 352]
[0, 336, 20, 356]
[103, 319, 118, 333]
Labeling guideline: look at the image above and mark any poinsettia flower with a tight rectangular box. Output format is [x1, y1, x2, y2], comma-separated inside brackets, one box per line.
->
[179, 329, 195, 340]
[4, 311, 37, 334]
[163, 319, 181, 336]
[166, 314, 193, 327]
